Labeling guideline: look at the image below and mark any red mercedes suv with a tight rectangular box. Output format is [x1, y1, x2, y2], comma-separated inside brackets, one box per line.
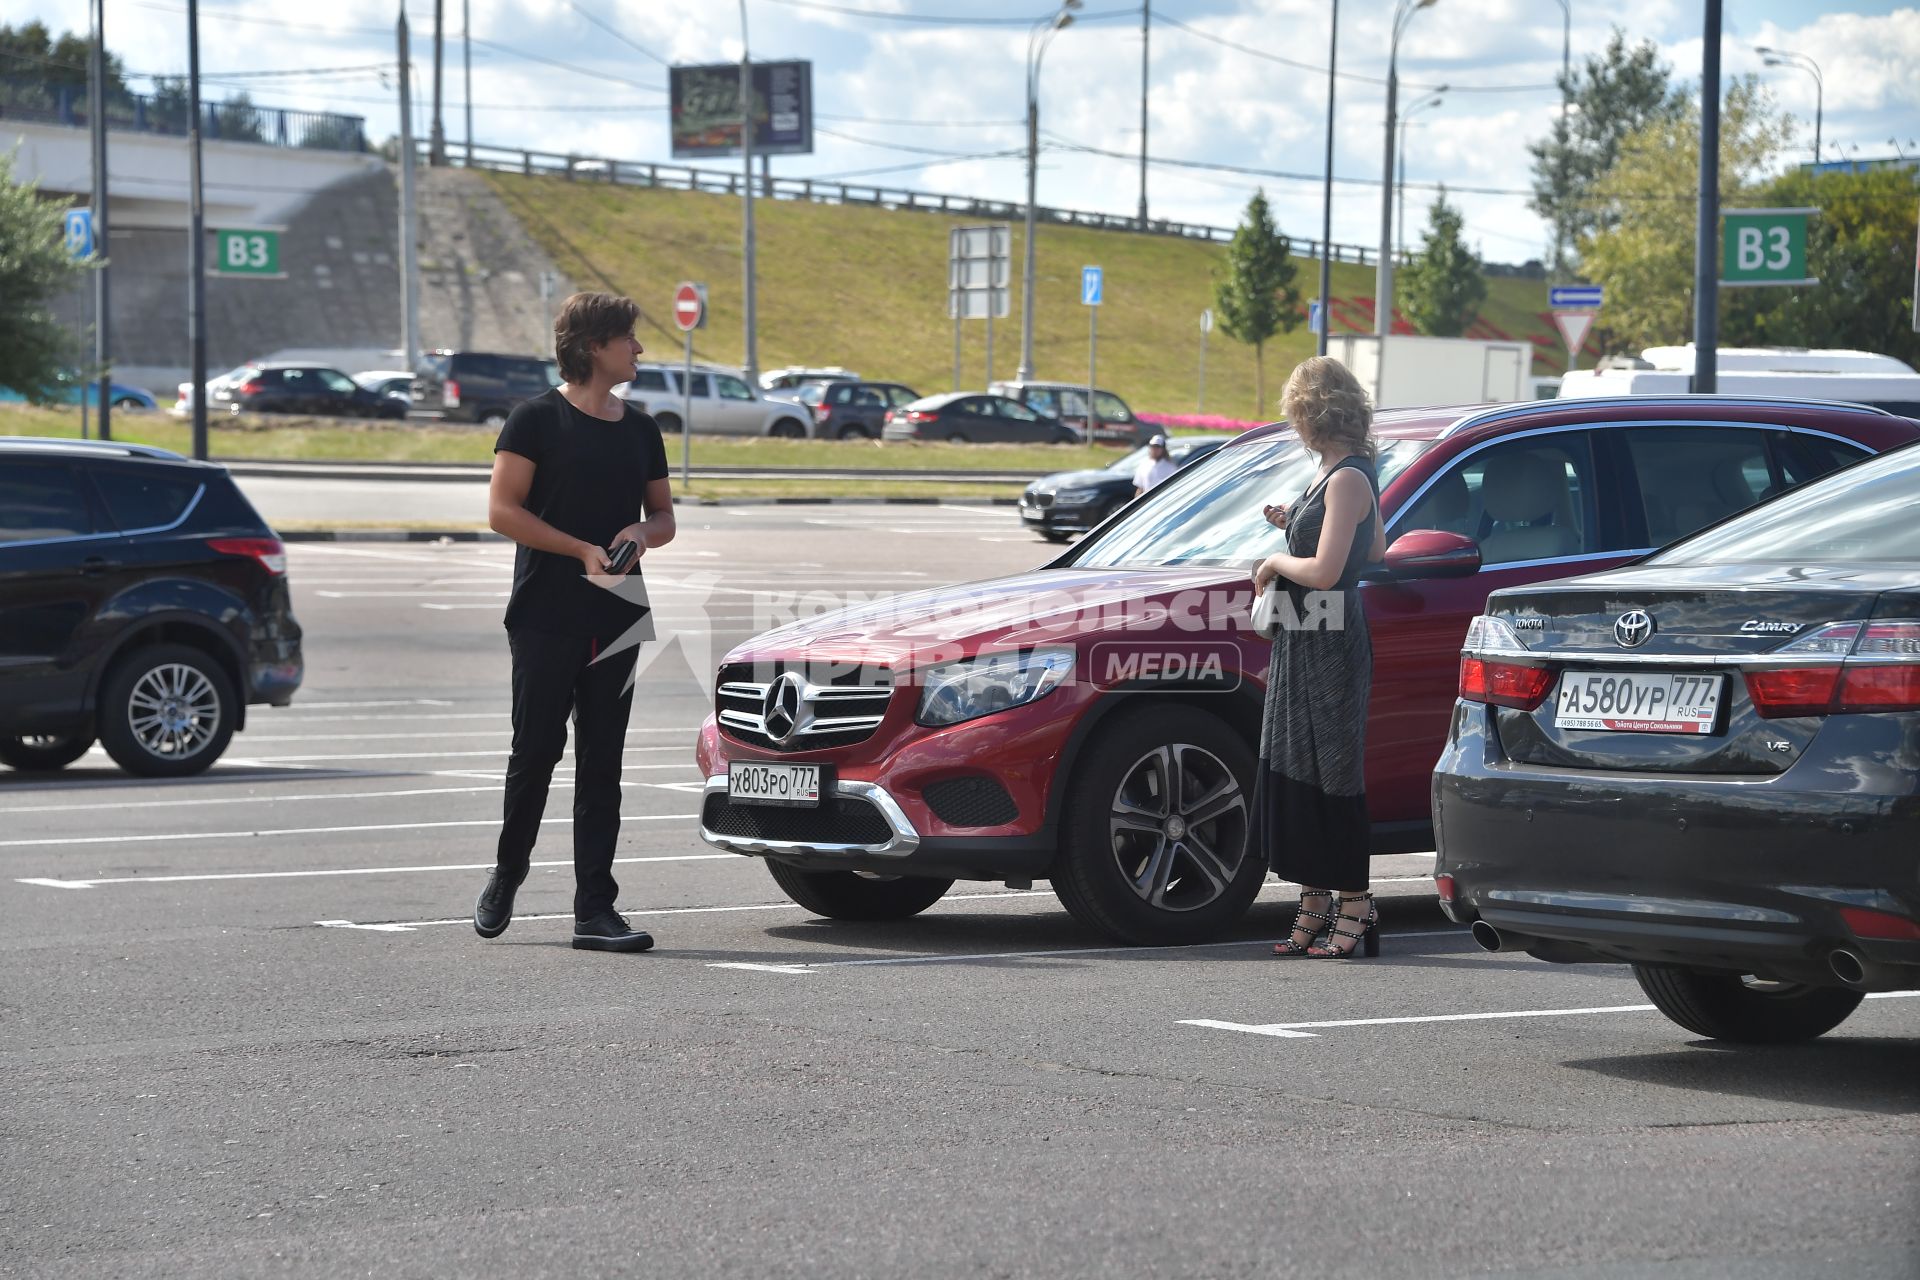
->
[695, 396, 1920, 944]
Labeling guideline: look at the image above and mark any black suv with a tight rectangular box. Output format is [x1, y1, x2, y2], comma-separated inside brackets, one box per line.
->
[0, 439, 303, 777]
[412, 351, 560, 427]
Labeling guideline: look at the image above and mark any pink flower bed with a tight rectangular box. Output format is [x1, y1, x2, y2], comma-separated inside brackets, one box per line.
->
[1136, 411, 1266, 435]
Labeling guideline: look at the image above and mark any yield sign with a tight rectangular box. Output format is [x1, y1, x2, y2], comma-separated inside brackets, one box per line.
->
[673, 281, 706, 332]
[1552, 309, 1595, 355]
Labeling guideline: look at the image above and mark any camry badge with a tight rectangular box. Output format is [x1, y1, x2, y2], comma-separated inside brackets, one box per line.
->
[1614, 610, 1655, 648]
[1739, 620, 1802, 634]
[761, 672, 806, 745]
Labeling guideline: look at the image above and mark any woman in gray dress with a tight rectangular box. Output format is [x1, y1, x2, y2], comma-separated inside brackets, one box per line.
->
[1250, 357, 1386, 958]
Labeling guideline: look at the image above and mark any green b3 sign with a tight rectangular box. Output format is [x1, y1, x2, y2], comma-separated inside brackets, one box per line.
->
[213, 228, 283, 278]
[1722, 207, 1817, 287]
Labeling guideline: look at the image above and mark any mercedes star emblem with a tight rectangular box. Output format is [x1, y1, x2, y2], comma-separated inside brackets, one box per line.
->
[1613, 610, 1655, 648]
[761, 671, 806, 745]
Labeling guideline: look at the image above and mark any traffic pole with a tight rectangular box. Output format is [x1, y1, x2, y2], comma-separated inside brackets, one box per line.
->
[1692, 0, 1722, 393]
[1197, 315, 1207, 413]
[1087, 304, 1097, 456]
[681, 330, 692, 491]
[187, 0, 208, 462]
[1317, 0, 1338, 359]
[90, 0, 112, 441]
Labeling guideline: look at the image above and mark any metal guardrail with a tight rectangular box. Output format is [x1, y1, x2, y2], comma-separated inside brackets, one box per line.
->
[1, 78, 368, 153]
[435, 141, 1404, 266]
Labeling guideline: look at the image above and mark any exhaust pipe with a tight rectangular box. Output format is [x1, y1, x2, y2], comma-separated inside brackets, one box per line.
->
[1471, 920, 1541, 952]
[1828, 947, 1907, 991]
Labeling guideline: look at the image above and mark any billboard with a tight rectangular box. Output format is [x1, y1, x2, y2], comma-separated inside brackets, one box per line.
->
[670, 61, 813, 159]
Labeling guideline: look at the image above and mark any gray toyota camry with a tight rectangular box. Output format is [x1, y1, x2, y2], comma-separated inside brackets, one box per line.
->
[1433, 441, 1919, 1043]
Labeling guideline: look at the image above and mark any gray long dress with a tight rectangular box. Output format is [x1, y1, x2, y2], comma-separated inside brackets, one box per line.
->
[1255, 454, 1379, 892]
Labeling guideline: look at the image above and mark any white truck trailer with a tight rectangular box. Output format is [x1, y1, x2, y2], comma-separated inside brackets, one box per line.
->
[1328, 333, 1533, 410]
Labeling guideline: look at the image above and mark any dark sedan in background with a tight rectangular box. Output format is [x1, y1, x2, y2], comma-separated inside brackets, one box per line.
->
[1435, 442, 1920, 1043]
[212, 364, 408, 419]
[881, 393, 1077, 445]
[1020, 435, 1229, 541]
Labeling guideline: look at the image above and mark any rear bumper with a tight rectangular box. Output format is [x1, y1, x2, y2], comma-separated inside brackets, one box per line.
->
[1433, 703, 1920, 989]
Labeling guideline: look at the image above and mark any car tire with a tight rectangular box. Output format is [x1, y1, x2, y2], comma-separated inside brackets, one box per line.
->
[0, 733, 95, 771]
[1041, 531, 1073, 543]
[654, 412, 683, 434]
[770, 418, 808, 439]
[1051, 705, 1263, 945]
[481, 409, 510, 429]
[945, 432, 969, 444]
[765, 862, 954, 921]
[836, 424, 870, 440]
[111, 395, 147, 412]
[97, 644, 238, 778]
[1631, 964, 1865, 1043]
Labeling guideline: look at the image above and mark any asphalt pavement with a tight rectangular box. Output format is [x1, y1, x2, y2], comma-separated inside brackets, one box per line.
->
[2, 499, 1915, 1279]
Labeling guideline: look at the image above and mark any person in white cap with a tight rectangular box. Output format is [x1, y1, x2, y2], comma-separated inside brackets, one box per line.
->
[1133, 434, 1179, 496]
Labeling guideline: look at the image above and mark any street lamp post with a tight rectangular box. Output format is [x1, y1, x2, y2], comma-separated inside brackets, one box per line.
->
[1397, 89, 1445, 259]
[1315, 0, 1339, 358]
[1017, 0, 1080, 383]
[1549, 0, 1571, 273]
[1756, 47, 1822, 166]
[740, 0, 758, 384]
[1374, 0, 1437, 341]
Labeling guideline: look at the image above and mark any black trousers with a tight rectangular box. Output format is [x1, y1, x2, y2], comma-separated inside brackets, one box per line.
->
[496, 628, 637, 920]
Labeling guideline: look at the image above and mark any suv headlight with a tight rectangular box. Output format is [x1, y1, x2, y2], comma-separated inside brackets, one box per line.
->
[916, 647, 1076, 727]
[1054, 488, 1098, 506]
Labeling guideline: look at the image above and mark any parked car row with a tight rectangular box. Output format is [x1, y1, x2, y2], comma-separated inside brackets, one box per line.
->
[694, 392, 1920, 1042]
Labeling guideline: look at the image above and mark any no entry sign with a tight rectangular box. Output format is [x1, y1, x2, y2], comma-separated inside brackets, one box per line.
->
[674, 281, 707, 332]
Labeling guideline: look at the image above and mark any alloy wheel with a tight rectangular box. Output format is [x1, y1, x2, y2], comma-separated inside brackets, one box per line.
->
[126, 663, 222, 761]
[1108, 743, 1250, 913]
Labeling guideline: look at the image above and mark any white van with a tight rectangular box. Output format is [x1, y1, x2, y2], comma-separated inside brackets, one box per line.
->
[1561, 347, 1920, 416]
[614, 364, 814, 437]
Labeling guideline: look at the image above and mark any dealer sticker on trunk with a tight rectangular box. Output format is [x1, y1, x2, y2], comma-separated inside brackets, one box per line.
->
[1553, 671, 1724, 735]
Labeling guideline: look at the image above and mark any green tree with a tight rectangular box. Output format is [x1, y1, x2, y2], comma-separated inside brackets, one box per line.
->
[1397, 188, 1487, 337]
[0, 21, 133, 114]
[1212, 188, 1300, 417]
[1579, 78, 1794, 351]
[1723, 165, 1920, 366]
[0, 153, 89, 402]
[214, 91, 265, 143]
[1528, 28, 1686, 272]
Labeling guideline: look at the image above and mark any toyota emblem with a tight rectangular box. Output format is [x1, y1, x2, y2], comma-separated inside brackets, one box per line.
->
[761, 671, 806, 745]
[1613, 610, 1655, 648]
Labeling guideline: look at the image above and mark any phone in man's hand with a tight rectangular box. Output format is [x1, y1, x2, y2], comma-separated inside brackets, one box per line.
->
[605, 540, 639, 575]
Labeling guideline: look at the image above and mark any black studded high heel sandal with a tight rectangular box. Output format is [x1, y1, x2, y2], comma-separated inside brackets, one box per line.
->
[1308, 892, 1380, 959]
[1272, 890, 1336, 956]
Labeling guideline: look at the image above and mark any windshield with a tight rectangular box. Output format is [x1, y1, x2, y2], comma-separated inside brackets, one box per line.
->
[1649, 443, 1920, 565]
[1069, 436, 1427, 569]
[1106, 445, 1151, 474]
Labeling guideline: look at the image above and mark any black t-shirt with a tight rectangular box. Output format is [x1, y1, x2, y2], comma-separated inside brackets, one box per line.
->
[494, 388, 670, 642]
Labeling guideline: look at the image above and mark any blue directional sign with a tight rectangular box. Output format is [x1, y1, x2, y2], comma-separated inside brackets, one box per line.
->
[1549, 284, 1603, 309]
[63, 208, 94, 259]
[1308, 299, 1324, 335]
[1081, 265, 1103, 307]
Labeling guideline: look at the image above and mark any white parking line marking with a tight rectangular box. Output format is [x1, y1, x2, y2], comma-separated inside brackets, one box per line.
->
[20, 850, 733, 890]
[264, 698, 457, 709]
[218, 746, 688, 764]
[217, 726, 696, 745]
[3, 811, 698, 853]
[315, 889, 1050, 932]
[1180, 990, 1920, 1039]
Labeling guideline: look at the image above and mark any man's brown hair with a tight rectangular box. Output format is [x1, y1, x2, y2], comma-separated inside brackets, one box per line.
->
[553, 291, 640, 384]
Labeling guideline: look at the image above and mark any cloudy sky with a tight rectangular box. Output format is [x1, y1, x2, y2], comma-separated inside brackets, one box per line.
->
[19, 0, 1920, 264]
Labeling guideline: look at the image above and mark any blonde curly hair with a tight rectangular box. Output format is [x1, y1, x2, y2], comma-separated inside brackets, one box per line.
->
[1281, 356, 1377, 464]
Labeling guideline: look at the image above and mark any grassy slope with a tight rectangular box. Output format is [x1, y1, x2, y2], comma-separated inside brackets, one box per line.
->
[485, 173, 1558, 420]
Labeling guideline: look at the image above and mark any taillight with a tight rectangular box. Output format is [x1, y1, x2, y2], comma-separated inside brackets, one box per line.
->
[1745, 620, 1920, 717]
[207, 537, 287, 576]
[1458, 655, 1554, 710]
[1457, 614, 1555, 711]
[444, 378, 462, 408]
[237, 380, 264, 397]
[906, 410, 935, 423]
[813, 402, 832, 421]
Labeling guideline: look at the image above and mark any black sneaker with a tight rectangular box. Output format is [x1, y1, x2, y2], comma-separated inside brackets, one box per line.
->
[473, 871, 524, 939]
[572, 909, 654, 953]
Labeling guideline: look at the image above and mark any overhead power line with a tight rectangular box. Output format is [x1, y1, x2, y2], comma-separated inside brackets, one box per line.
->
[1152, 12, 1554, 95]
[562, 0, 673, 69]
[816, 125, 1020, 157]
[758, 0, 1140, 25]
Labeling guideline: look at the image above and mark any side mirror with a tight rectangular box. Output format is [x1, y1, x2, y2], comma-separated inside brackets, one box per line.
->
[1383, 529, 1482, 579]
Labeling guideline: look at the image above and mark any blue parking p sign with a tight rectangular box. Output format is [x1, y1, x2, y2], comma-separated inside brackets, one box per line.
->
[1081, 265, 1103, 306]
[63, 208, 94, 259]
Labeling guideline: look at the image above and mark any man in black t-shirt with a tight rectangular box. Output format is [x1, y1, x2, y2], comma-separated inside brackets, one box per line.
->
[474, 292, 673, 952]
